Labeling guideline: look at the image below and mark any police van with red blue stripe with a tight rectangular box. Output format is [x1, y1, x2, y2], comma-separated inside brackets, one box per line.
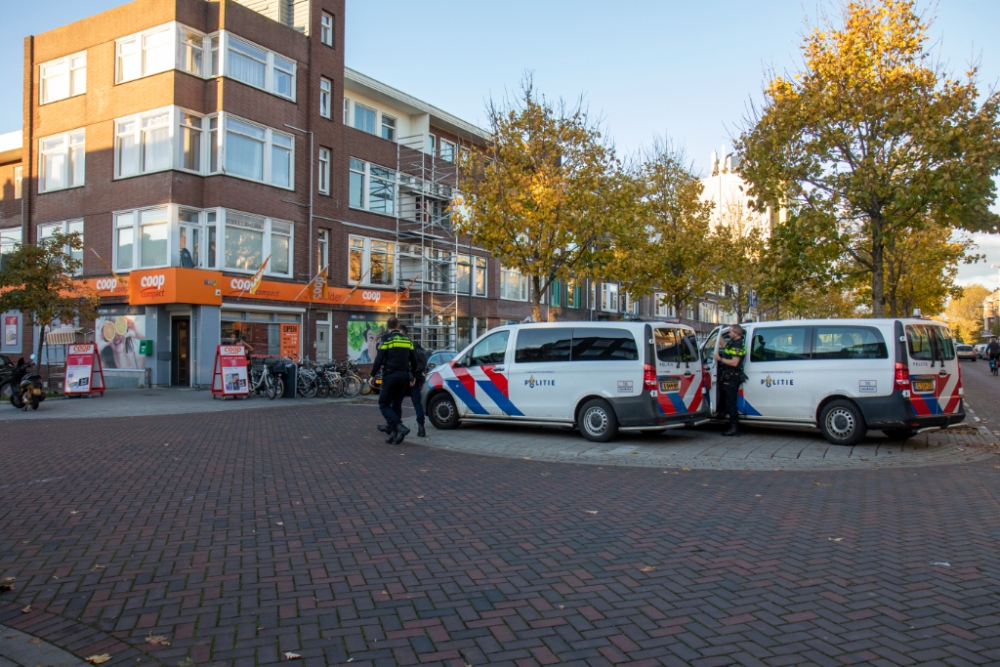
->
[423, 321, 709, 442]
[701, 318, 966, 446]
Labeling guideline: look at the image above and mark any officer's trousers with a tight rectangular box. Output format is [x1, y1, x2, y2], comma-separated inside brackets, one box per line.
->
[719, 374, 741, 427]
[379, 372, 410, 429]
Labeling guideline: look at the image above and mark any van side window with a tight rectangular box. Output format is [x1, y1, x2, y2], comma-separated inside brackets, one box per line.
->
[812, 326, 887, 359]
[515, 328, 572, 363]
[701, 329, 719, 363]
[905, 324, 933, 360]
[466, 331, 509, 367]
[749, 327, 809, 362]
[571, 328, 638, 361]
[931, 327, 956, 361]
[654, 328, 696, 364]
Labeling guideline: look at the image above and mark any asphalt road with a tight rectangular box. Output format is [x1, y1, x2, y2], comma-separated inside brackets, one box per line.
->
[957, 356, 1000, 430]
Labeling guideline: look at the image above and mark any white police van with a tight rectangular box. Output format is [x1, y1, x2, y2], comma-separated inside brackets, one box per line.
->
[701, 318, 966, 445]
[423, 321, 709, 442]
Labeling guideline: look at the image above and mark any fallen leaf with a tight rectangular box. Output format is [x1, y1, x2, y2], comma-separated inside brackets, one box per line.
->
[812, 482, 821, 486]
[930, 561, 950, 567]
[419, 469, 428, 472]
[416, 495, 424, 499]
[28, 637, 41, 645]
[584, 510, 598, 515]
[380, 590, 388, 595]
[701, 484, 709, 487]
[640, 566, 655, 573]
[755, 494, 762, 498]
[21, 605, 30, 613]
[3, 577, 15, 582]
[681, 467, 691, 471]
[85, 655, 111, 664]
[284, 653, 301, 660]
[522, 457, 532, 460]
[146, 634, 171, 646]
[70, 511, 78, 515]
[339, 462, 349, 465]
[630, 451, 637, 455]
[0, 585, 14, 592]
[276, 522, 283, 526]
[828, 537, 843, 542]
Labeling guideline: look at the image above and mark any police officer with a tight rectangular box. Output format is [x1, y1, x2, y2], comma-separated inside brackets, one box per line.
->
[370, 317, 418, 445]
[397, 324, 429, 437]
[713, 324, 746, 437]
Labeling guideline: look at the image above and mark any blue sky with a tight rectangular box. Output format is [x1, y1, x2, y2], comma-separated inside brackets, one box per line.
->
[2, 0, 999, 285]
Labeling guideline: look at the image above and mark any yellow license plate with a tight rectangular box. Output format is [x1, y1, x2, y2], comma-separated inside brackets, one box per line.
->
[32, 389, 42, 395]
[660, 379, 680, 392]
[912, 380, 934, 393]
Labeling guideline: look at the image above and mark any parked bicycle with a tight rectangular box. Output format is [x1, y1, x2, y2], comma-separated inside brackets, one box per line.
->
[249, 361, 284, 399]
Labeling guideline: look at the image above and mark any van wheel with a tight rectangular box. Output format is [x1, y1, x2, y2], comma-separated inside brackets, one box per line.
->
[883, 428, 915, 441]
[579, 399, 619, 443]
[819, 399, 866, 446]
[428, 393, 460, 430]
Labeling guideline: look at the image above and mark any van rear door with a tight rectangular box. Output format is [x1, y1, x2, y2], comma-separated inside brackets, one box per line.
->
[652, 326, 703, 415]
[904, 323, 962, 416]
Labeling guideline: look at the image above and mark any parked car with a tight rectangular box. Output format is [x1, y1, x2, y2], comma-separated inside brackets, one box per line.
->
[423, 321, 709, 442]
[425, 350, 456, 372]
[956, 344, 977, 361]
[701, 318, 965, 446]
[974, 343, 988, 359]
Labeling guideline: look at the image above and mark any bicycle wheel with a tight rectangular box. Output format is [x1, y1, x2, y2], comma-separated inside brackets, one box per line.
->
[264, 374, 280, 400]
[298, 376, 318, 398]
[328, 375, 345, 398]
[343, 374, 362, 398]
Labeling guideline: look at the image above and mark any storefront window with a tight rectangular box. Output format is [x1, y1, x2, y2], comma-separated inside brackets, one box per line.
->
[222, 311, 302, 360]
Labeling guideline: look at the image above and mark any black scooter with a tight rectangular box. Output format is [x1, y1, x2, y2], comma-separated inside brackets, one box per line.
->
[10, 355, 44, 411]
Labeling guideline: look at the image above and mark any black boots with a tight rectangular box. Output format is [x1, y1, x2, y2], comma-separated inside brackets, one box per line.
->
[391, 425, 411, 444]
[377, 424, 388, 433]
[418, 423, 426, 438]
[721, 425, 740, 437]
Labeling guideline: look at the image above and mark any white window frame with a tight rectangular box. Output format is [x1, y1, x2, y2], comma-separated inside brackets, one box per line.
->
[343, 97, 350, 124]
[221, 113, 295, 189]
[654, 293, 676, 318]
[348, 234, 396, 287]
[320, 12, 334, 47]
[40, 51, 86, 104]
[601, 282, 619, 312]
[427, 133, 437, 157]
[457, 255, 488, 297]
[114, 106, 213, 179]
[622, 292, 639, 315]
[440, 139, 456, 162]
[353, 103, 377, 135]
[224, 33, 297, 101]
[348, 158, 397, 216]
[319, 78, 332, 118]
[220, 209, 293, 277]
[381, 114, 396, 142]
[116, 24, 177, 83]
[38, 128, 85, 193]
[318, 147, 331, 195]
[500, 266, 528, 301]
[317, 229, 329, 271]
[37, 219, 84, 276]
[13, 166, 22, 199]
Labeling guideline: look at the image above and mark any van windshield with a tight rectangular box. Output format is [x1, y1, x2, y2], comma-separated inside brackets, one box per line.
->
[654, 328, 697, 365]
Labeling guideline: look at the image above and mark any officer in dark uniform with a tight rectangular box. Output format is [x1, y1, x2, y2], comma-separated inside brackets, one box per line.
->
[370, 317, 418, 445]
[714, 324, 746, 437]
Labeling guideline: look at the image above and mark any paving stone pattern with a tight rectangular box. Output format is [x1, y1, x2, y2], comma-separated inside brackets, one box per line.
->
[1, 404, 999, 666]
[409, 419, 996, 471]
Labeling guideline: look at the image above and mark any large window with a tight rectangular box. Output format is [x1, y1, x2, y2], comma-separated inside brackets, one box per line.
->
[319, 78, 332, 118]
[40, 52, 86, 104]
[515, 328, 572, 363]
[354, 104, 376, 134]
[440, 139, 456, 162]
[38, 220, 84, 275]
[500, 266, 528, 301]
[116, 109, 170, 177]
[224, 116, 294, 188]
[813, 326, 888, 360]
[348, 159, 397, 215]
[349, 158, 365, 208]
[567, 280, 582, 309]
[348, 235, 395, 287]
[320, 12, 334, 47]
[749, 326, 809, 362]
[223, 210, 292, 276]
[654, 294, 676, 318]
[115, 207, 169, 270]
[318, 148, 331, 195]
[601, 282, 618, 312]
[117, 25, 296, 101]
[0, 228, 23, 268]
[905, 324, 955, 362]
[457, 255, 487, 296]
[39, 129, 85, 193]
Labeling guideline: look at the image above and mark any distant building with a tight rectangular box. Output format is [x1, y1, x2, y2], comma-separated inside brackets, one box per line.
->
[699, 147, 782, 237]
[983, 290, 1000, 335]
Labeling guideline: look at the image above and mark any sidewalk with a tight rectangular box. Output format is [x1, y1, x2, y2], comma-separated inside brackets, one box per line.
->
[0, 387, 375, 421]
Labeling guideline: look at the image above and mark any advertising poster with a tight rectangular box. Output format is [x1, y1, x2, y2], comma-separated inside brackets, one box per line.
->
[217, 346, 249, 395]
[95, 306, 146, 370]
[347, 313, 392, 363]
[280, 323, 300, 360]
[65, 344, 96, 394]
[4, 314, 17, 348]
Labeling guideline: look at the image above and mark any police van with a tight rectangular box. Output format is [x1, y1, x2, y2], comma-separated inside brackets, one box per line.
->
[423, 321, 709, 442]
[701, 318, 966, 446]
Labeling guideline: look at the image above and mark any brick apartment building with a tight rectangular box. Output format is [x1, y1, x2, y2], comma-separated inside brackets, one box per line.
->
[0, 0, 724, 388]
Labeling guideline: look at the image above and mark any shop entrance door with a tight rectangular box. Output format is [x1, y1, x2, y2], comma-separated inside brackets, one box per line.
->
[171, 317, 190, 386]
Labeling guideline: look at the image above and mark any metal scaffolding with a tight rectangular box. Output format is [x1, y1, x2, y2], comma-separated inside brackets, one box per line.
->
[394, 133, 460, 350]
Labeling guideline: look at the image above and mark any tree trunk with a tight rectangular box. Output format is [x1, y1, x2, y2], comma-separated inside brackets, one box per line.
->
[870, 232, 886, 318]
[531, 275, 543, 322]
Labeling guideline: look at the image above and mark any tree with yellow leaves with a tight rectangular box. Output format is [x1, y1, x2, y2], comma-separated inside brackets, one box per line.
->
[944, 283, 991, 343]
[455, 78, 636, 322]
[737, 0, 1000, 318]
